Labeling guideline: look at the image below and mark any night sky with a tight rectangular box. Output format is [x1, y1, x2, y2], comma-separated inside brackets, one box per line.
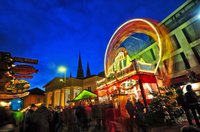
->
[0, 0, 185, 90]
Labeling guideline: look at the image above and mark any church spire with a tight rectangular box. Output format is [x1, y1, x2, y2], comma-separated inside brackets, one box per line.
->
[76, 53, 84, 79]
[86, 62, 91, 77]
[70, 72, 72, 78]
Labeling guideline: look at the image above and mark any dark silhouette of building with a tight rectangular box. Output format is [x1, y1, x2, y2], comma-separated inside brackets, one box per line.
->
[70, 72, 72, 78]
[76, 53, 84, 79]
[86, 62, 91, 77]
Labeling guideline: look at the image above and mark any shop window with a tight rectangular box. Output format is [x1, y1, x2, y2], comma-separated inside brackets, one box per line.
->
[182, 20, 200, 43]
[192, 45, 200, 64]
[171, 35, 181, 50]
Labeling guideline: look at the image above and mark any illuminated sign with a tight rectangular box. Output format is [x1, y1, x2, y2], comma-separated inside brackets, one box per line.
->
[5, 80, 30, 91]
[0, 91, 29, 99]
[120, 79, 137, 89]
[11, 65, 38, 75]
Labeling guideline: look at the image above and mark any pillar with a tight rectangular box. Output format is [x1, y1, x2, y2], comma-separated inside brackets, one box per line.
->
[52, 91, 55, 108]
[70, 86, 74, 100]
[45, 92, 48, 107]
[60, 89, 64, 107]
[138, 75, 147, 109]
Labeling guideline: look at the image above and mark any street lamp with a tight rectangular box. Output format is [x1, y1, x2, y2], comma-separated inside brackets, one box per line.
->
[58, 66, 67, 81]
[58, 66, 67, 107]
[58, 66, 67, 73]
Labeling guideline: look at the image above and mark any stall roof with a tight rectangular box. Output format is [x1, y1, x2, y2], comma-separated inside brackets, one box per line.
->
[72, 89, 97, 101]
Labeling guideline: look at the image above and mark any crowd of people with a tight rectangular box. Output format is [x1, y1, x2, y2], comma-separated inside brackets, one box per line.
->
[1, 84, 200, 132]
[0, 100, 129, 132]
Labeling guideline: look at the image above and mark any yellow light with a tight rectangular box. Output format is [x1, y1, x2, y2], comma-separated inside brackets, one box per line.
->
[58, 66, 67, 73]
[97, 78, 106, 84]
[0, 101, 9, 107]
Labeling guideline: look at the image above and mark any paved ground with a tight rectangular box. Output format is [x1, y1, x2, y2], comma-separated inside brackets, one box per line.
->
[87, 122, 184, 132]
[62, 120, 199, 132]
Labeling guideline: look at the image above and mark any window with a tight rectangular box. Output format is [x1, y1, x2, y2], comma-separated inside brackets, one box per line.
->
[183, 20, 200, 43]
[180, 52, 190, 69]
[150, 49, 156, 61]
[119, 61, 122, 69]
[192, 45, 200, 64]
[164, 18, 173, 27]
[141, 50, 155, 63]
[173, 54, 185, 72]
[123, 60, 126, 67]
[171, 35, 181, 50]
[153, 46, 159, 60]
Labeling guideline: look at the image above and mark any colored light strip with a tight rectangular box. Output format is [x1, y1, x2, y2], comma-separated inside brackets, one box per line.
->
[104, 19, 162, 77]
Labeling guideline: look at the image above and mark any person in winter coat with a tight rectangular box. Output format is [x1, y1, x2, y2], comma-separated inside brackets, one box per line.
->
[0, 106, 16, 132]
[135, 100, 147, 132]
[125, 99, 135, 118]
[176, 88, 193, 125]
[185, 85, 200, 127]
[24, 104, 37, 132]
[31, 104, 53, 132]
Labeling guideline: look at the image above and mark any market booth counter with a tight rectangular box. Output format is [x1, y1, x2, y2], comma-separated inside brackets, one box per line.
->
[97, 60, 159, 118]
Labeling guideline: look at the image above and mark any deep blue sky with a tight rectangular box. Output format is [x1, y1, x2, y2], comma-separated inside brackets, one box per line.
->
[0, 0, 185, 90]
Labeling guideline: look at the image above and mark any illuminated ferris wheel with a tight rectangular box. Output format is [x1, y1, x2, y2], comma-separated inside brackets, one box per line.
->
[104, 18, 174, 87]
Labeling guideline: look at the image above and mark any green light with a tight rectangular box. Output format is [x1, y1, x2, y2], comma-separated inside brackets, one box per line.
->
[73, 90, 97, 101]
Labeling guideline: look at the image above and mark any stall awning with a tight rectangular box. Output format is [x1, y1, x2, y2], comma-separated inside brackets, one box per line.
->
[72, 90, 97, 102]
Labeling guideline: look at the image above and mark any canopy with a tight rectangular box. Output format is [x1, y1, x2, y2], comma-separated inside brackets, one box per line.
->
[72, 90, 97, 102]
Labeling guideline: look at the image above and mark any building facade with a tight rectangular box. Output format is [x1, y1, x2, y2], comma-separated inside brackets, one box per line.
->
[135, 0, 200, 85]
[44, 76, 102, 107]
[23, 88, 45, 108]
